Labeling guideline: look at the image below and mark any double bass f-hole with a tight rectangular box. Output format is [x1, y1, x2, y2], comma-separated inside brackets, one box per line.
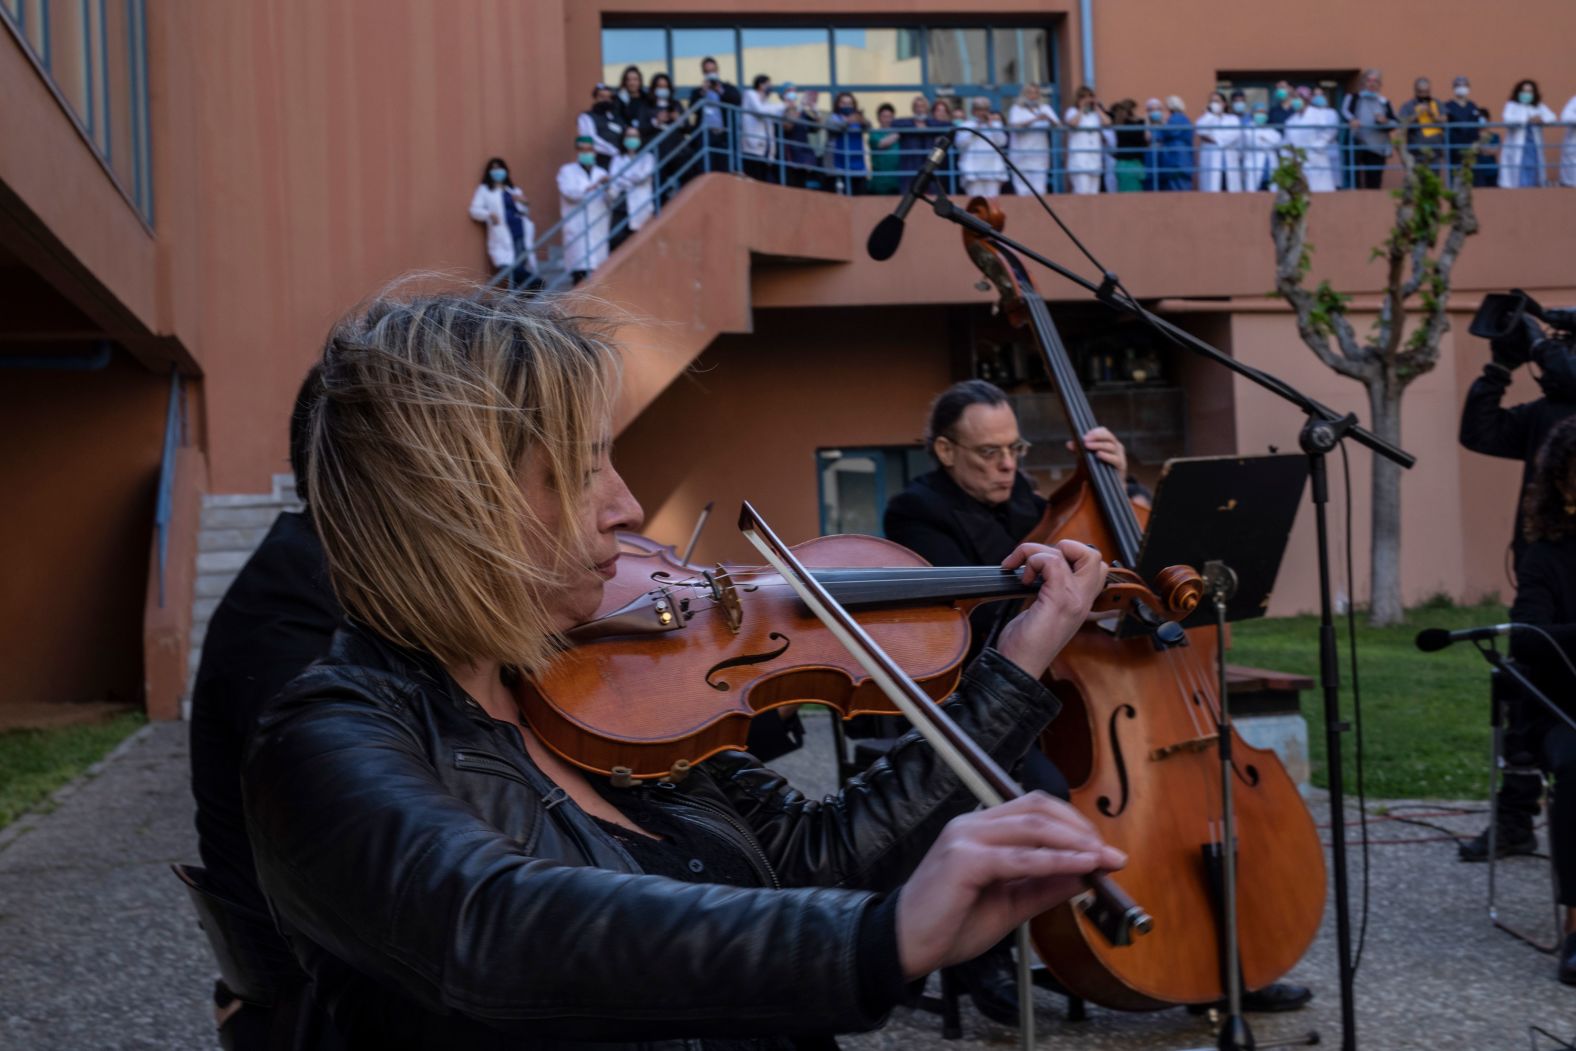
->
[1095, 703, 1137, 819]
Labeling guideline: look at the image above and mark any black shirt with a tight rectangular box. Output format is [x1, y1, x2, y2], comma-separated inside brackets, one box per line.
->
[1509, 535, 1576, 721]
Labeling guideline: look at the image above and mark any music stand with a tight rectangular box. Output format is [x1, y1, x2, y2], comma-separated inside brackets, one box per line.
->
[1119, 453, 1310, 637]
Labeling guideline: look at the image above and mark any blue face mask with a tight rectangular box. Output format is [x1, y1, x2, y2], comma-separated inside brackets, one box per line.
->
[1290, 98, 1305, 112]
[654, 86, 670, 100]
[1274, 88, 1289, 101]
[488, 167, 508, 183]
[1360, 89, 1376, 99]
[1252, 112, 1269, 126]
[623, 137, 641, 151]
[578, 151, 597, 166]
[1311, 96, 1328, 108]
[1147, 109, 1163, 121]
[1519, 90, 1535, 105]
[1231, 100, 1247, 114]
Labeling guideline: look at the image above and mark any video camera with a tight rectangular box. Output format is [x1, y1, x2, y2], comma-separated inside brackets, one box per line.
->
[1470, 290, 1576, 400]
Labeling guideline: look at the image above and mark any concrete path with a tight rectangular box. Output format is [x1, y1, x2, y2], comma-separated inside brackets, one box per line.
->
[1, 718, 1571, 1050]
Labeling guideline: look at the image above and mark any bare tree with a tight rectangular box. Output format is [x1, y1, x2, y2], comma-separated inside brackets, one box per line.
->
[1270, 140, 1478, 625]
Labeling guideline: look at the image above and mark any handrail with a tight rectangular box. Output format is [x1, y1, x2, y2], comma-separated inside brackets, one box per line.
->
[489, 103, 1576, 291]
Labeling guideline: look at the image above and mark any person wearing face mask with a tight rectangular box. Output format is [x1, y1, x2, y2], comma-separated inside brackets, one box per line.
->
[469, 158, 540, 291]
[783, 88, 830, 190]
[1444, 75, 1492, 189]
[1340, 69, 1397, 188]
[1398, 77, 1446, 170]
[609, 128, 656, 250]
[645, 73, 691, 196]
[740, 74, 787, 183]
[557, 136, 615, 284]
[1064, 86, 1108, 195]
[825, 91, 870, 194]
[687, 56, 742, 175]
[1560, 91, 1576, 188]
[1197, 91, 1242, 193]
[1267, 80, 1295, 127]
[1500, 79, 1557, 188]
[1240, 100, 1285, 191]
[957, 96, 1009, 199]
[1007, 83, 1060, 197]
[1285, 86, 1341, 192]
[576, 84, 624, 171]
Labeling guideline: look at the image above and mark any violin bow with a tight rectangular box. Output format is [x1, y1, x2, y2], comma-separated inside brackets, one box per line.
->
[737, 502, 1151, 1043]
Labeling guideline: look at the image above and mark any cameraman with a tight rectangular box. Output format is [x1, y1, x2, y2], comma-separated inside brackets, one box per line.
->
[1457, 297, 1576, 862]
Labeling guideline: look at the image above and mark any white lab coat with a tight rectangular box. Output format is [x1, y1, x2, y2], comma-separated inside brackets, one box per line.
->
[1285, 107, 1340, 191]
[610, 150, 657, 232]
[1007, 101, 1060, 195]
[1499, 100, 1557, 187]
[1559, 96, 1576, 187]
[1064, 107, 1105, 194]
[1196, 111, 1242, 192]
[556, 161, 614, 274]
[741, 91, 786, 159]
[1239, 125, 1284, 191]
[957, 117, 1008, 197]
[468, 184, 536, 269]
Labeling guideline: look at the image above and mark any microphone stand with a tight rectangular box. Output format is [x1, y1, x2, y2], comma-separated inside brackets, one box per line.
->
[922, 188, 1417, 1051]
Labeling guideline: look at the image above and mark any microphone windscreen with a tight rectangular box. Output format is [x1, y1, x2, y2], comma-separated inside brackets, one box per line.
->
[866, 215, 904, 261]
[1414, 628, 1451, 653]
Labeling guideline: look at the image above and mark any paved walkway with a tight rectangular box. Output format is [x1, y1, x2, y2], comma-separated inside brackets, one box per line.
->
[0, 719, 1572, 1050]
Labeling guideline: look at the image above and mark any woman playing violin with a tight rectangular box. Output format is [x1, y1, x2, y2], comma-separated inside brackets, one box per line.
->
[242, 288, 1125, 1049]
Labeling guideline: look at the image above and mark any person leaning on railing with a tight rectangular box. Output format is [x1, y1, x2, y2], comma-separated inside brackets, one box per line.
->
[929, 97, 961, 193]
[1284, 86, 1341, 193]
[1196, 91, 1241, 193]
[469, 158, 541, 292]
[1341, 69, 1397, 189]
[957, 96, 1008, 199]
[782, 88, 830, 191]
[612, 65, 657, 143]
[1444, 75, 1493, 189]
[867, 103, 902, 195]
[1064, 86, 1108, 195]
[556, 136, 614, 284]
[890, 94, 935, 197]
[1398, 77, 1446, 170]
[825, 91, 871, 194]
[1109, 99, 1149, 193]
[577, 83, 624, 172]
[686, 56, 741, 175]
[741, 74, 788, 184]
[1007, 83, 1060, 197]
[1500, 78, 1557, 188]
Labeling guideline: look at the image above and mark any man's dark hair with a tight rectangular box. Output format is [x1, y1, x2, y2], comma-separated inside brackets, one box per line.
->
[701, 56, 717, 69]
[1523, 416, 1576, 542]
[753, 74, 771, 90]
[877, 102, 896, 116]
[924, 379, 1010, 458]
[289, 363, 324, 502]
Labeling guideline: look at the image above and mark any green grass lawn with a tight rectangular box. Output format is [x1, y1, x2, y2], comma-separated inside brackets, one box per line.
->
[1227, 599, 1508, 800]
[0, 712, 146, 831]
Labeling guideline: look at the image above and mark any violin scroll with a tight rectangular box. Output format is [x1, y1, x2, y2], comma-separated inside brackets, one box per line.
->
[1092, 563, 1204, 621]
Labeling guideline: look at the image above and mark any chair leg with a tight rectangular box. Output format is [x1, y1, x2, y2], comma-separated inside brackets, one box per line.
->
[939, 968, 963, 1040]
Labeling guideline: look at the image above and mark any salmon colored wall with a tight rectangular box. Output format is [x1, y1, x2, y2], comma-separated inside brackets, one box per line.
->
[614, 306, 954, 566]
[0, 355, 169, 706]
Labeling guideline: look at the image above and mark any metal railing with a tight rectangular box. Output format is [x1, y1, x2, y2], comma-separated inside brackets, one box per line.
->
[491, 105, 1576, 292]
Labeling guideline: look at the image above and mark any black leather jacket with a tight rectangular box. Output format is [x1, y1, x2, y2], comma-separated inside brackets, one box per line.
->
[244, 622, 1060, 1049]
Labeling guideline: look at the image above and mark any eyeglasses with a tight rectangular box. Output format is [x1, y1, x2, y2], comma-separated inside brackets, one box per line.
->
[940, 435, 1032, 463]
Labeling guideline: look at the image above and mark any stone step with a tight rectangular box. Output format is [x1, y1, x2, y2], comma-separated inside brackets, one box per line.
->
[198, 526, 275, 553]
[200, 505, 286, 531]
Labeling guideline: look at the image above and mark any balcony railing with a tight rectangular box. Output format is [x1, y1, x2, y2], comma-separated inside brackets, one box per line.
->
[491, 102, 1576, 293]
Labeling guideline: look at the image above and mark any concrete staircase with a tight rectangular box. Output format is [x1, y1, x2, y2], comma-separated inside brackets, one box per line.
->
[183, 474, 300, 714]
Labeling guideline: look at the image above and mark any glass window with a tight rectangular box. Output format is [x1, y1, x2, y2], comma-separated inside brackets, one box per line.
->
[1, 0, 45, 59]
[47, 0, 88, 121]
[671, 28, 737, 89]
[600, 28, 667, 88]
[992, 28, 1049, 87]
[832, 28, 922, 86]
[927, 28, 988, 87]
[742, 28, 828, 86]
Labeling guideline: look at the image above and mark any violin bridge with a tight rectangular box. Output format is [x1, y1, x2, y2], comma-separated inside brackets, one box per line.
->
[705, 567, 744, 634]
[1150, 736, 1215, 762]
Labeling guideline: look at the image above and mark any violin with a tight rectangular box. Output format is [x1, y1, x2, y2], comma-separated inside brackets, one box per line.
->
[960, 197, 1326, 1009]
[518, 531, 1199, 785]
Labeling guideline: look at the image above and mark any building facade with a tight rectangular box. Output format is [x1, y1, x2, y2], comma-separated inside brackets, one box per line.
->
[3, 0, 1574, 721]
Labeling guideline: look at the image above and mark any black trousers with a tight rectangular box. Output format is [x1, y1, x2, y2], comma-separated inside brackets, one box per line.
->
[1354, 149, 1387, 189]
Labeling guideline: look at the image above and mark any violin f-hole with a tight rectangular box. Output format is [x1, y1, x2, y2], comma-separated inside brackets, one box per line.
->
[704, 633, 791, 691]
[1095, 703, 1138, 818]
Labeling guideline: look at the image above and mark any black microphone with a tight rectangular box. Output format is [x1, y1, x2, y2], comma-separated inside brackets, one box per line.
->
[866, 130, 956, 261]
[1415, 623, 1518, 652]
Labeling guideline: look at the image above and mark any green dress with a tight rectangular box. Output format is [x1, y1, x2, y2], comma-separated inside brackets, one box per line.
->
[867, 128, 902, 194]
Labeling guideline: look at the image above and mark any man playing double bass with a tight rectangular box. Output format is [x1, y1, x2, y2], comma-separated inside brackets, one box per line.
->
[883, 378, 1313, 1022]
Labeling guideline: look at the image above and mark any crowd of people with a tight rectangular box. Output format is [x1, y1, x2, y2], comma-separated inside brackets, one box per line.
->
[470, 62, 1576, 285]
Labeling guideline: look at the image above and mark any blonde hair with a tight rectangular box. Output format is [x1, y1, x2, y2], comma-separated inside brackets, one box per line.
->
[307, 286, 620, 670]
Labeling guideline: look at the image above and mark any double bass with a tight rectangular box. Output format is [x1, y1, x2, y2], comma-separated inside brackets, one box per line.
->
[960, 198, 1327, 1009]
